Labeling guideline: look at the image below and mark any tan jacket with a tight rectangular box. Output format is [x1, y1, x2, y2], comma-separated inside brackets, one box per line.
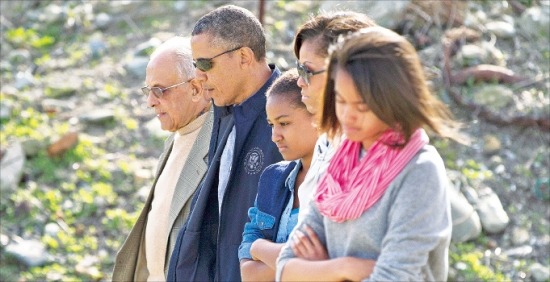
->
[111, 111, 213, 281]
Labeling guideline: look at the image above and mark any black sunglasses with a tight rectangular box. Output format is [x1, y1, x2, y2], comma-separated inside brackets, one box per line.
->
[193, 46, 242, 72]
[296, 61, 326, 85]
[141, 79, 192, 98]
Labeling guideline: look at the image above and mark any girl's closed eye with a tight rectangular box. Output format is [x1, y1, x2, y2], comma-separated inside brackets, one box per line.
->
[356, 103, 369, 112]
[335, 93, 369, 112]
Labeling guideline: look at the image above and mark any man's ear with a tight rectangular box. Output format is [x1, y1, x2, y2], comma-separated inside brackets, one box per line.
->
[239, 47, 254, 68]
[190, 79, 203, 102]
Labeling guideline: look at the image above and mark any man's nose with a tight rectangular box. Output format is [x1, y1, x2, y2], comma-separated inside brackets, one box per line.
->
[147, 91, 159, 107]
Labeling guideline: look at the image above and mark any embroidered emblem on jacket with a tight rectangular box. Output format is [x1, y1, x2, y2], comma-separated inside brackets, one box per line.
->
[244, 147, 264, 175]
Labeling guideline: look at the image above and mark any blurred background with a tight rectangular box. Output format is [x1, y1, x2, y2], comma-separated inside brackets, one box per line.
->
[0, 0, 548, 281]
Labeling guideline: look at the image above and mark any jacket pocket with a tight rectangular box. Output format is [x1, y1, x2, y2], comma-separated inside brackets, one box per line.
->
[255, 210, 275, 230]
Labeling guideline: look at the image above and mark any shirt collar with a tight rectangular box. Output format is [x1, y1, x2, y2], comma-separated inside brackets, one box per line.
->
[285, 160, 302, 192]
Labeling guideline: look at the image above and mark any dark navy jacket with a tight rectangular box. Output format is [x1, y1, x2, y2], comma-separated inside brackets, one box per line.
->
[167, 65, 283, 282]
[238, 161, 297, 260]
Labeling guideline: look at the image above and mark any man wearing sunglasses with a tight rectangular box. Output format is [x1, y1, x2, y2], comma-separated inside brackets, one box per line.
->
[167, 5, 283, 282]
[112, 36, 213, 282]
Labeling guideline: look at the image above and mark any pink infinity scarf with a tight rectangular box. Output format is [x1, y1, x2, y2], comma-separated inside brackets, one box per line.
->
[314, 128, 429, 223]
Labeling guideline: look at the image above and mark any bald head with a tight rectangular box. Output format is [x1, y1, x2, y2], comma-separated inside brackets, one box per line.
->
[149, 36, 195, 81]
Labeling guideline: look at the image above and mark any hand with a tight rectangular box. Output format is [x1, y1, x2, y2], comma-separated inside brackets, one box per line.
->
[290, 225, 328, 260]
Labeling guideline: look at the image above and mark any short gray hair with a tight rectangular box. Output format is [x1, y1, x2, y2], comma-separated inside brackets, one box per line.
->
[192, 5, 266, 61]
[150, 36, 195, 80]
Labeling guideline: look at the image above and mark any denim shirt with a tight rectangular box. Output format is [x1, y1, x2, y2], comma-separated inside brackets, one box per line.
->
[238, 160, 301, 261]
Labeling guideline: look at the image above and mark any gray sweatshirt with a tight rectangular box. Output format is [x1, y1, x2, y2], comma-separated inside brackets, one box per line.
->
[276, 145, 452, 281]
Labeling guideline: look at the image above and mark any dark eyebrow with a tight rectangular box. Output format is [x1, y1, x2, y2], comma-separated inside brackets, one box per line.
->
[273, 114, 290, 121]
[268, 114, 290, 122]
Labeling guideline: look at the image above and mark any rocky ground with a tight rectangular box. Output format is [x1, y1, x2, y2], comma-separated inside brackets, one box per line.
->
[0, 0, 548, 281]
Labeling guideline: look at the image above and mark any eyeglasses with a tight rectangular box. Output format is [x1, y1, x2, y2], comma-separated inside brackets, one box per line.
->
[296, 61, 326, 85]
[193, 46, 242, 72]
[141, 79, 191, 98]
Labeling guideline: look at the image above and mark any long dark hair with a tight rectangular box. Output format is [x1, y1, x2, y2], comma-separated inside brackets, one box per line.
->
[320, 26, 463, 143]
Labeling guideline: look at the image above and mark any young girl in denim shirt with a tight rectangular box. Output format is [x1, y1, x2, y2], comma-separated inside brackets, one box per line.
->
[238, 70, 319, 281]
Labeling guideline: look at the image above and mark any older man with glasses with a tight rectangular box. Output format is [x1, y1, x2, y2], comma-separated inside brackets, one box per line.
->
[112, 36, 213, 282]
[167, 5, 283, 282]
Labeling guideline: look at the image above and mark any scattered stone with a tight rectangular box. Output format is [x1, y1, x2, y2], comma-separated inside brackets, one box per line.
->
[62, 199, 74, 210]
[449, 184, 482, 242]
[511, 227, 530, 245]
[94, 12, 112, 30]
[464, 7, 488, 27]
[455, 261, 468, 270]
[47, 132, 79, 157]
[494, 164, 506, 174]
[476, 187, 509, 234]
[479, 41, 505, 66]
[75, 255, 102, 279]
[79, 109, 115, 125]
[455, 44, 487, 67]
[44, 222, 61, 237]
[503, 245, 533, 258]
[14, 70, 36, 89]
[530, 262, 550, 282]
[1, 85, 18, 97]
[0, 61, 12, 73]
[8, 49, 32, 65]
[0, 141, 25, 191]
[89, 37, 108, 59]
[46, 272, 64, 281]
[489, 155, 503, 167]
[0, 102, 12, 119]
[123, 56, 149, 79]
[320, 0, 410, 29]
[461, 185, 479, 205]
[473, 84, 514, 111]
[21, 138, 47, 157]
[485, 21, 516, 38]
[41, 98, 76, 114]
[45, 84, 79, 98]
[5, 239, 49, 267]
[0, 233, 9, 246]
[39, 4, 67, 23]
[94, 196, 108, 209]
[453, 41, 505, 68]
[483, 134, 502, 155]
[518, 7, 550, 38]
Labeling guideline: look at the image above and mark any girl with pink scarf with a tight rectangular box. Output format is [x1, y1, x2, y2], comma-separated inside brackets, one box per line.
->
[276, 26, 464, 281]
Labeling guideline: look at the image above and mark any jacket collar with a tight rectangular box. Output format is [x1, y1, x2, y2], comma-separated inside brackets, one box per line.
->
[233, 64, 280, 121]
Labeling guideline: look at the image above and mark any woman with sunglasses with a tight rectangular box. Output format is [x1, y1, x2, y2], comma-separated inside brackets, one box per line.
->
[293, 11, 376, 218]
